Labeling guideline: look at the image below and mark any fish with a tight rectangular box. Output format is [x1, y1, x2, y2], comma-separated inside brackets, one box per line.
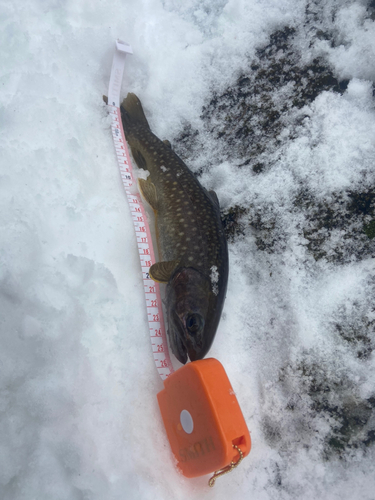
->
[120, 93, 228, 364]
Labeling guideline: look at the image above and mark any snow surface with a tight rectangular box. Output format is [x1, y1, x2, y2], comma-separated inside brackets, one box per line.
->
[1, 0, 375, 499]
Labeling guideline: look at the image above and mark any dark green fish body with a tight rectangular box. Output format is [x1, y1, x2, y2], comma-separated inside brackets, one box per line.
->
[120, 93, 228, 364]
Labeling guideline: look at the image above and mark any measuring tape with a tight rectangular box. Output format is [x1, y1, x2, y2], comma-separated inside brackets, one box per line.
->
[107, 40, 174, 380]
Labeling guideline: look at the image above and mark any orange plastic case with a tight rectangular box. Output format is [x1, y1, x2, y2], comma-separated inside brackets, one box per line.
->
[157, 358, 251, 478]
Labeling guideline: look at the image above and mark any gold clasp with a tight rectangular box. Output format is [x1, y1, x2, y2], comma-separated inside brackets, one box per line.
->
[208, 444, 244, 487]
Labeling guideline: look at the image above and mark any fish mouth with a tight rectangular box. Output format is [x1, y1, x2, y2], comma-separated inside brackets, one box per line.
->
[172, 334, 203, 364]
[169, 310, 188, 364]
[186, 344, 201, 362]
[170, 311, 203, 364]
[185, 332, 204, 362]
[173, 329, 188, 364]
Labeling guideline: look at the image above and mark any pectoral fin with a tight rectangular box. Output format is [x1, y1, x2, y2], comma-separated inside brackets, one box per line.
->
[149, 260, 180, 283]
[138, 178, 158, 210]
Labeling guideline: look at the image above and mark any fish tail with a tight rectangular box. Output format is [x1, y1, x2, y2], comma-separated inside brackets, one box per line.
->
[120, 93, 151, 133]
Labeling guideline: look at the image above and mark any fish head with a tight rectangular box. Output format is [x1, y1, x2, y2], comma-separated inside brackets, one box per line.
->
[166, 267, 220, 364]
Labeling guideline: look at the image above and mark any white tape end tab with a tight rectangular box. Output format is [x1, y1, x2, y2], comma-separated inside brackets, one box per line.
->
[108, 39, 133, 108]
[116, 39, 133, 55]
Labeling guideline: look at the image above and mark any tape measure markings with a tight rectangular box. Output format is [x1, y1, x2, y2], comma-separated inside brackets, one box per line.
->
[107, 65, 174, 381]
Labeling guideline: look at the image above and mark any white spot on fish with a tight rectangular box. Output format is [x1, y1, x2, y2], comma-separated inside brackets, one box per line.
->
[210, 265, 219, 296]
[188, 256, 194, 261]
[160, 165, 168, 172]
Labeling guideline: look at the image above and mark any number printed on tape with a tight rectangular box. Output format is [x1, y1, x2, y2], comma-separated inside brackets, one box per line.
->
[108, 100, 173, 380]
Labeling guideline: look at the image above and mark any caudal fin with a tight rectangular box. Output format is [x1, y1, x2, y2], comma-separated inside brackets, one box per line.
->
[120, 93, 151, 131]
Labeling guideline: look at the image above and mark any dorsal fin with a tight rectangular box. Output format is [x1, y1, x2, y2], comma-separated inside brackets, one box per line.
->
[209, 190, 220, 208]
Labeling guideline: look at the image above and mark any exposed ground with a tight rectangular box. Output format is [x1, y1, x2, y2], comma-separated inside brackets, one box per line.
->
[173, 1, 375, 461]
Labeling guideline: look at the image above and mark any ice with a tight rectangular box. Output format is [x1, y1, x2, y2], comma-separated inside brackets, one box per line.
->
[1, 0, 375, 499]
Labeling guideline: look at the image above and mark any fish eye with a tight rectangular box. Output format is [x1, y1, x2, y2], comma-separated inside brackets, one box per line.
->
[185, 313, 204, 335]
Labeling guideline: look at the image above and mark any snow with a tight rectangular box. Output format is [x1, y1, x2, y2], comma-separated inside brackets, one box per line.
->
[1, 0, 375, 499]
[210, 265, 219, 295]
